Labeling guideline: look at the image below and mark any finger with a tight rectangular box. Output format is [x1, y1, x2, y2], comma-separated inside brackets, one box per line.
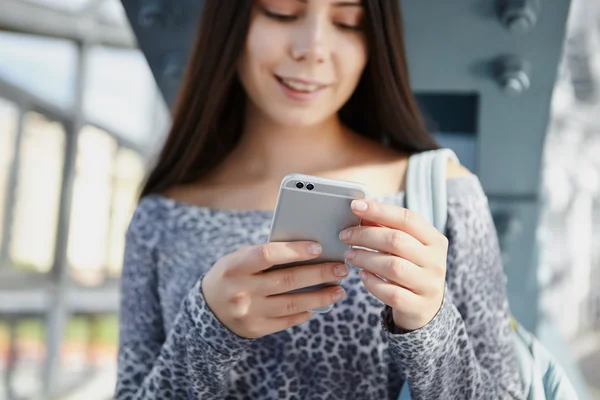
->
[359, 269, 420, 309]
[341, 226, 431, 267]
[232, 245, 252, 255]
[259, 262, 349, 296]
[345, 248, 425, 293]
[350, 200, 441, 245]
[360, 219, 383, 227]
[267, 311, 314, 333]
[263, 285, 346, 317]
[234, 241, 323, 274]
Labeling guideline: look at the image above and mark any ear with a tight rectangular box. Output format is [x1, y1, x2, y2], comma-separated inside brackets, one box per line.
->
[446, 158, 473, 179]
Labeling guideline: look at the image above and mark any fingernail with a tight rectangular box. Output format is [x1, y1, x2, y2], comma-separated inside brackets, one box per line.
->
[339, 229, 351, 241]
[360, 270, 368, 282]
[334, 264, 349, 277]
[333, 287, 345, 301]
[308, 243, 322, 255]
[351, 200, 368, 212]
[344, 249, 356, 260]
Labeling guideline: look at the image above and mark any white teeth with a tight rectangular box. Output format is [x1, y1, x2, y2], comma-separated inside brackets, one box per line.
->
[281, 78, 321, 92]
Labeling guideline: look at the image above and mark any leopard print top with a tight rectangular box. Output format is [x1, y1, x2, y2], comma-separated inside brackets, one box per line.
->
[115, 175, 524, 399]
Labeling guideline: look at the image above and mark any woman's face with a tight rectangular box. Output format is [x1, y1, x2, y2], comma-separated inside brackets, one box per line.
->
[238, 0, 368, 127]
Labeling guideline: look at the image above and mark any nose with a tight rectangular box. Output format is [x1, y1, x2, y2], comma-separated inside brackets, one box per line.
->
[290, 15, 330, 64]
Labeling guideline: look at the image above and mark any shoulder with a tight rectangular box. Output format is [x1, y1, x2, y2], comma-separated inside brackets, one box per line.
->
[445, 163, 487, 205]
[443, 158, 486, 201]
[446, 158, 473, 179]
[126, 194, 170, 249]
[444, 170, 493, 234]
[132, 194, 170, 225]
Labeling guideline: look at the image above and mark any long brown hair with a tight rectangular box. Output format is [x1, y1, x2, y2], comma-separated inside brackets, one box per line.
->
[141, 0, 439, 198]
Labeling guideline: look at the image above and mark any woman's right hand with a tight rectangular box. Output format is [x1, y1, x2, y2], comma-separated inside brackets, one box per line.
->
[201, 242, 349, 339]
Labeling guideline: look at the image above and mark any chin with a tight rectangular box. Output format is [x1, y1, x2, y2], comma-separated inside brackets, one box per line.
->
[267, 106, 334, 128]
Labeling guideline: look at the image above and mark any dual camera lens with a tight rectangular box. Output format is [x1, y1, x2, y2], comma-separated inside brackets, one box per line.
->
[296, 182, 314, 191]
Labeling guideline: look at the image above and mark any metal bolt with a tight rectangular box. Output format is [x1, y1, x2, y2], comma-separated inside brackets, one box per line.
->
[505, 13, 534, 34]
[498, 0, 540, 34]
[138, 3, 164, 28]
[501, 71, 531, 96]
[495, 56, 532, 96]
[162, 53, 182, 86]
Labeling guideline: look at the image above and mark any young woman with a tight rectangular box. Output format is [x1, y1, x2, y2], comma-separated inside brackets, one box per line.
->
[115, 1, 524, 399]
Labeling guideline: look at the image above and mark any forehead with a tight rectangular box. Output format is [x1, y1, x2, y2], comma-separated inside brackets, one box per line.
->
[281, 0, 363, 5]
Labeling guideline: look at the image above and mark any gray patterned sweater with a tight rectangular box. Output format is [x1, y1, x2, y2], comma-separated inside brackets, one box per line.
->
[115, 175, 524, 399]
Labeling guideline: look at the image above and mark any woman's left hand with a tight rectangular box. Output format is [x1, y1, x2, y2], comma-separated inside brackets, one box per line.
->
[340, 199, 449, 332]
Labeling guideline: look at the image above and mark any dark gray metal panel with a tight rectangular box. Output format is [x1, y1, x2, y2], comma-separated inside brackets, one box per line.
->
[490, 198, 541, 331]
[402, 0, 572, 195]
[121, 0, 204, 106]
[400, 0, 571, 334]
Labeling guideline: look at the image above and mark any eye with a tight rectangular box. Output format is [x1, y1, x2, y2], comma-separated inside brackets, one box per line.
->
[333, 11, 364, 32]
[335, 23, 363, 31]
[261, 8, 298, 22]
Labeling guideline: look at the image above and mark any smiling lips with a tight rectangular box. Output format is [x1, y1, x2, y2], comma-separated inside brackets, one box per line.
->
[275, 75, 330, 101]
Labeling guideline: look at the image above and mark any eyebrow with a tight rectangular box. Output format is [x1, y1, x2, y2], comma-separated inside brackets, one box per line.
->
[295, 0, 363, 6]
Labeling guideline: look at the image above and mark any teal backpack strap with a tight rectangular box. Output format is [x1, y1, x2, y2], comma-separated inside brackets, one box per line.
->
[405, 148, 459, 231]
[398, 149, 458, 400]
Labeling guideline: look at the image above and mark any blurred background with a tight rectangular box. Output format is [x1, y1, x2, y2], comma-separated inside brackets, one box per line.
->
[0, 0, 599, 399]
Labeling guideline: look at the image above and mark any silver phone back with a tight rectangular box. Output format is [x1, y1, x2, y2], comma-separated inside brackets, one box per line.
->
[268, 174, 367, 312]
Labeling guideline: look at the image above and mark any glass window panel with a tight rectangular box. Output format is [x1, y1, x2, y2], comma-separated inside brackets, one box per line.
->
[107, 148, 145, 277]
[0, 98, 18, 249]
[67, 126, 117, 286]
[10, 112, 65, 273]
[20, 0, 95, 13]
[96, 0, 128, 26]
[84, 46, 160, 146]
[0, 32, 77, 110]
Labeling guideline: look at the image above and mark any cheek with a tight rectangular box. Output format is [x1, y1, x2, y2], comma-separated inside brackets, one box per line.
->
[240, 19, 287, 84]
[334, 38, 368, 92]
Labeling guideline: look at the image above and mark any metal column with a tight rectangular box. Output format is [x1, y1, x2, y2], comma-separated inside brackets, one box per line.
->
[0, 102, 26, 271]
[42, 41, 88, 397]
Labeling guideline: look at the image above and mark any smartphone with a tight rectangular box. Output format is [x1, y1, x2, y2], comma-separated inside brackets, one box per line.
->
[267, 173, 368, 313]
